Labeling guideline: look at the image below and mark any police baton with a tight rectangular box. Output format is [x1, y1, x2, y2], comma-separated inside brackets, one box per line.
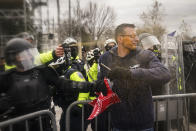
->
[100, 63, 111, 71]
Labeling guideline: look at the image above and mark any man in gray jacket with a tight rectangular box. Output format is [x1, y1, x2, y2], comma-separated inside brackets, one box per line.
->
[98, 23, 171, 131]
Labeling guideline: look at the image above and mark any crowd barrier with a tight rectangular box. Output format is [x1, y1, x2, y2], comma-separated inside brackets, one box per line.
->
[1, 93, 196, 131]
[0, 110, 57, 131]
[66, 93, 196, 131]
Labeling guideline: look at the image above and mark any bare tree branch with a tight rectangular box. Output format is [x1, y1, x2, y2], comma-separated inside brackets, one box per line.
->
[138, 0, 166, 42]
[57, 1, 116, 45]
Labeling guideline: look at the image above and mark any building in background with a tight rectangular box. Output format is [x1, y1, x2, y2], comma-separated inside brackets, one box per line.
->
[0, 0, 58, 58]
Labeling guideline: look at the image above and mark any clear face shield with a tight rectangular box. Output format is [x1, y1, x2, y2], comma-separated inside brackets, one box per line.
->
[15, 48, 42, 71]
[140, 36, 161, 50]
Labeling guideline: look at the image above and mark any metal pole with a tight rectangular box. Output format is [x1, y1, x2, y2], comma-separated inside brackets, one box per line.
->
[178, 35, 186, 93]
[78, 1, 82, 59]
[166, 99, 170, 131]
[23, 0, 27, 31]
[162, 35, 170, 94]
[53, 17, 55, 34]
[82, 106, 84, 131]
[68, 0, 72, 36]
[66, 100, 91, 131]
[39, 0, 43, 32]
[155, 100, 158, 131]
[153, 93, 196, 100]
[47, 0, 50, 32]
[56, 0, 61, 42]
[188, 98, 190, 131]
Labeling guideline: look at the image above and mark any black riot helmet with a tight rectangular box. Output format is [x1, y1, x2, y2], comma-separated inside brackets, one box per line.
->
[15, 32, 34, 42]
[4, 38, 33, 66]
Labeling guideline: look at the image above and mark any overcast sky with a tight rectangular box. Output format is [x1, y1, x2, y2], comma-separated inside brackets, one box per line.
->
[43, 0, 196, 36]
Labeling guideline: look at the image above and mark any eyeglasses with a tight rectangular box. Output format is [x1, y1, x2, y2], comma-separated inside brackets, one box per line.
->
[120, 34, 137, 39]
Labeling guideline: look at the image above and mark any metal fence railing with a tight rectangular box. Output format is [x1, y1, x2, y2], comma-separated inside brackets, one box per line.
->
[66, 93, 196, 131]
[0, 110, 57, 131]
[153, 93, 196, 131]
[66, 100, 91, 131]
[1, 93, 195, 131]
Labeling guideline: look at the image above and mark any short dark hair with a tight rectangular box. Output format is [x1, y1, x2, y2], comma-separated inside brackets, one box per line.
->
[115, 23, 135, 40]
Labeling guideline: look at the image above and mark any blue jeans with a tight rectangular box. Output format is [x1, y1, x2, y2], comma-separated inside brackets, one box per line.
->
[113, 127, 154, 131]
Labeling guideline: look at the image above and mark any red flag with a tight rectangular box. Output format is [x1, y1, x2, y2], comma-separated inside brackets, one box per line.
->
[88, 78, 120, 120]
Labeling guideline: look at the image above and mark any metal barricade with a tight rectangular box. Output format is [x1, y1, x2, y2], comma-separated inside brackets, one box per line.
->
[0, 110, 57, 131]
[66, 100, 112, 131]
[66, 100, 90, 131]
[153, 93, 196, 131]
[66, 93, 196, 131]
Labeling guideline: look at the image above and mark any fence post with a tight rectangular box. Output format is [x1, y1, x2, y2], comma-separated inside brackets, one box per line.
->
[0, 110, 57, 131]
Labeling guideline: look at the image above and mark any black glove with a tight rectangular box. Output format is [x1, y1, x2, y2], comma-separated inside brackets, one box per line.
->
[93, 48, 100, 56]
[70, 81, 94, 93]
[93, 48, 101, 62]
[91, 80, 107, 96]
[108, 67, 132, 80]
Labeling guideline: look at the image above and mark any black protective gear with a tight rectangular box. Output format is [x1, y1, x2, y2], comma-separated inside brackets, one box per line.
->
[88, 59, 94, 67]
[0, 65, 5, 72]
[0, 64, 96, 131]
[183, 41, 196, 123]
[71, 81, 94, 93]
[0, 93, 13, 114]
[5, 68, 50, 110]
[108, 67, 132, 80]
[4, 38, 33, 65]
[93, 48, 101, 57]
[54, 78, 93, 107]
[71, 60, 87, 80]
[93, 48, 101, 62]
[105, 45, 116, 51]
[72, 105, 82, 116]
[62, 80, 107, 96]
[92, 80, 107, 96]
[71, 46, 78, 59]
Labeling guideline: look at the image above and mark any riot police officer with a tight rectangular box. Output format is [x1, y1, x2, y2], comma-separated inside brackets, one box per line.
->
[85, 48, 101, 82]
[139, 33, 161, 60]
[0, 38, 106, 131]
[84, 47, 101, 109]
[104, 39, 117, 52]
[53, 37, 91, 131]
[4, 32, 64, 71]
[183, 39, 196, 123]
